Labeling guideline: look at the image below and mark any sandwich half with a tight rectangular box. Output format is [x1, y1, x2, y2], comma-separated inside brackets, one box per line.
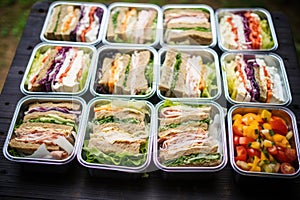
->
[159, 50, 217, 98]
[82, 100, 150, 167]
[25, 46, 91, 93]
[219, 11, 274, 50]
[157, 100, 221, 167]
[225, 53, 284, 103]
[9, 101, 81, 160]
[96, 50, 153, 95]
[163, 8, 212, 45]
[106, 7, 157, 44]
[44, 4, 104, 43]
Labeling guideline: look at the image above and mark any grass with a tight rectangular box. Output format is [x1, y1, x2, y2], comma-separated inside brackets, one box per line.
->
[0, 0, 299, 93]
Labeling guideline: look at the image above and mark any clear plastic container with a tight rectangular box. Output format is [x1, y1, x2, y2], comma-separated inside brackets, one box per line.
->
[157, 47, 222, 101]
[90, 45, 158, 99]
[77, 97, 155, 174]
[215, 8, 278, 52]
[160, 4, 217, 48]
[3, 95, 86, 165]
[102, 2, 162, 47]
[228, 104, 300, 178]
[40, 1, 107, 46]
[20, 42, 96, 96]
[220, 52, 292, 106]
[153, 100, 227, 173]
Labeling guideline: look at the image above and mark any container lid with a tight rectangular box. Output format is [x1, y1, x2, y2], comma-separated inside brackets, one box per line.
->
[77, 97, 155, 173]
[160, 4, 217, 48]
[20, 42, 96, 96]
[153, 100, 228, 172]
[40, 1, 107, 46]
[3, 95, 86, 165]
[215, 8, 278, 52]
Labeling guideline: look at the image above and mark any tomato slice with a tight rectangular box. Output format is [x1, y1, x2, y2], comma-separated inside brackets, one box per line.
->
[285, 148, 297, 162]
[234, 135, 240, 146]
[235, 146, 247, 162]
[275, 149, 289, 163]
[269, 116, 288, 136]
[280, 162, 295, 174]
[233, 125, 243, 136]
[267, 145, 278, 155]
[239, 136, 255, 147]
[247, 148, 261, 158]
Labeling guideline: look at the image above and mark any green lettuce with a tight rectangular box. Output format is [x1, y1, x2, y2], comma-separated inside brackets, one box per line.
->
[82, 140, 148, 167]
[260, 19, 274, 49]
[162, 153, 221, 167]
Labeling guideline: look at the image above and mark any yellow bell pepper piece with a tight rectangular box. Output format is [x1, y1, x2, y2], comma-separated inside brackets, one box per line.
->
[243, 126, 259, 139]
[262, 123, 272, 130]
[233, 114, 242, 121]
[273, 134, 289, 148]
[263, 139, 273, 148]
[248, 156, 261, 172]
[261, 109, 272, 122]
[249, 141, 261, 150]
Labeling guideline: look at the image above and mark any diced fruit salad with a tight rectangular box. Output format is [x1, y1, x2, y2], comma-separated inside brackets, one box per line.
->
[232, 109, 298, 174]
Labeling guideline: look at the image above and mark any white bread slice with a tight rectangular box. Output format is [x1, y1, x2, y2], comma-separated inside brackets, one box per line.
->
[45, 5, 62, 39]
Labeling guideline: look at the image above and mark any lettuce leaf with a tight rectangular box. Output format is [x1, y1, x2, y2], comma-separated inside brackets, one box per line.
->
[82, 140, 148, 167]
[260, 19, 274, 49]
[162, 153, 221, 167]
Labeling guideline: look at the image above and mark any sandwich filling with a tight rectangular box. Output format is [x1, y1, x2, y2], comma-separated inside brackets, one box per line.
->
[25, 46, 91, 93]
[82, 100, 150, 167]
[159, 50, 217, 98]
[9, 102, 81, 160]
[225, 54, 284, 103]
[219, 11, 274, 50]
[106, 7, 157, 44]
[45, 4, 104, 42]
[96, 50, 153, 95]
[158, 100, 221, 167]
[163, 8, 212, 45]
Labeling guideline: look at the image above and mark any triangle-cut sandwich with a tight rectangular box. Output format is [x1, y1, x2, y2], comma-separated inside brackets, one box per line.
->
[9, 101, 81, 160]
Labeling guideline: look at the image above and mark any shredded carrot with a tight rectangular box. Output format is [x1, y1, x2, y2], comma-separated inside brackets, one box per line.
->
[226, 16, 239, 43]
[245, 12, 262, 49]
[81, 6, 97, 42]
[262, 65, 273, 102]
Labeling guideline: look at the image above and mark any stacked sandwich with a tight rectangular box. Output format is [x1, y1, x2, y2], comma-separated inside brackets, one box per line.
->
[83, 100, 150, 167]
[219, 11, 274, 50]
[225, 54, 284, 103]
[9, 102, 81, 160]
[157, 101, 221, 167]
[44, 4, 104, 43]
[106, 7, 157, 44]
[163, 8, 213, 45]
[25, 46, 91, 93]
[96, 50, 153, 95]
[159, 50, 217, 98]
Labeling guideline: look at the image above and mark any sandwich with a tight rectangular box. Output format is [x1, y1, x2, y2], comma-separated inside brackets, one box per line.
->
[219, 11, 274, 50]
[96, 50, 153, 95]
[159, 50, 217, 98]
[163, 8, 212, 45]
[106, 7, 157, 44]
[157, 100, 221, 167]
[44, 4, 104, 42]
[9, 101, 81, 160]
[82, 100, 150, 167]
[225, 53, 284, 103]
[25, 46, 91, 93]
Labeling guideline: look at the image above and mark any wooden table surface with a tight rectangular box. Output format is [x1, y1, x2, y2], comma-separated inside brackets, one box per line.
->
[1, 1, 300, 199]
